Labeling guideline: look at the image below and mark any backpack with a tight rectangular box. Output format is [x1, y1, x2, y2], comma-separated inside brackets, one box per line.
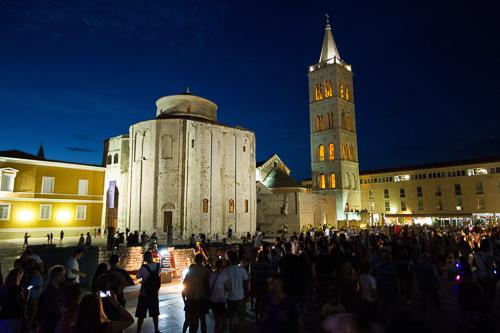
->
[143, 264, 161, 296]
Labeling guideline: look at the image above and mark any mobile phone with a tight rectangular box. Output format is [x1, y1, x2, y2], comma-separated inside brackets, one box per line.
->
[27, 285, 34, 290]
[99, 291, 111, 298]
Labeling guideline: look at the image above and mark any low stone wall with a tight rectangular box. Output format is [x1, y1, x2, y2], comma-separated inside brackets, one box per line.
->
[115, 245, 144, 272]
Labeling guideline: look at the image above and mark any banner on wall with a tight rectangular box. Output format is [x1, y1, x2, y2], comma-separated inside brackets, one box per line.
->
[108, 181, 116, 208]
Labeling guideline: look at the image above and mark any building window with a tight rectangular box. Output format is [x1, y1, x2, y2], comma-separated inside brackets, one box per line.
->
[318, 145, 325, 161]
[328, 144, 335, 160]
[475, 182, 483, 195]
[320, 174, 326, 189]
[417, 186, 423, 198]
[339, 80, 344, 98]
[107, 155, 112, 165]
[436, 199, 443, 210]
[324, 80, 333, 98]
[76, 205, 87, 220]
[327, 112, 333, 128]
[401, 201, 407, 211]
[243, 146, 246, 152]
[384, 201, 390, 212]
[329, 173, 336, 188]
[341, 144, 347, 159]
[202, 199, 209, 213]
[78, 179, 89, 196]
[229, 199, 235, 213]
[369, 190, 374, 200]
[316, 115, 324, 131]
[369, 202, 375, 212]
[41, 176, 55, 194]
[0, 204, 10, 220]
[477, 197, 485, 210]
[435, 185, 442, 197]
[345, 85, 350, 100]
[418, 199, 424, 210]
[113, 153, 119, 164]
[400, 188, 406, 198]
[384, 189, 389, 199]
[191, 140, 195, 148]
[348, 145, 353, 160]
[455, 184, 462, 196]
[39, 204, 52, 220]
[0, 172, 15, 192]
[456, 197, 463, 210]
[244, 199, 249, 213]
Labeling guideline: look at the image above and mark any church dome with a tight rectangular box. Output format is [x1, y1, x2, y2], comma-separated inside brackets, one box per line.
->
[156, 91, 218, 122]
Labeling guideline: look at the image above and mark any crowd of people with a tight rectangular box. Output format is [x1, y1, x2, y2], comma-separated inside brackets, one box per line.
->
[1, 224, 500, 332]
[181, 224, 500, 333]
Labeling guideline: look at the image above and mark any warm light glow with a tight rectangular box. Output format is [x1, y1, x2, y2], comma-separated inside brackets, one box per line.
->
[18, 210, 34, 222]
[319, 145, 325, 161]
[55, 210, 72, 222]
[328, 144, 335, 160]
[320, 174, 326, 189]
[330, 173, 336, 188]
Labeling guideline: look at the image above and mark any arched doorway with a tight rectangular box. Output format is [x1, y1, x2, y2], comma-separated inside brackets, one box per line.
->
[106, 182, 119, 230]
[161, 203, 175, 245]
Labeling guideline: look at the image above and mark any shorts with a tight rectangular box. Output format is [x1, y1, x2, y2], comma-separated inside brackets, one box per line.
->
[210, 301, 226, 315]
[227, 299, 246, 320]
[135, 295, 160, 318]
[184, 299, 209, 316]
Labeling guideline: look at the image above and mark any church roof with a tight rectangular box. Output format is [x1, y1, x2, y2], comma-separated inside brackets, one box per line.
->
[0, 150, 40, 160]
[319, 14, 341, 63]
[261, 166, 302, 189]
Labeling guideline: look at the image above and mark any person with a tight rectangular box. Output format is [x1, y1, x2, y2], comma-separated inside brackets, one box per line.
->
[140, 232, 149, 245]
[23, 232, 31, 248]
[208, 259, 229, 333]
[37, 265, 65, 333]
[108, 254, 134, 307]
[26, 263, 43, 329]
[78, 234, 85, 247]
[91, 263, 109, 292]
[71, 294, 134, 333]
[414, 253, 441, 311]
[66, 249, 87, 284]
[23, 247, 44, 271]
[183, 253, 210, 333]
[60, 230, 64, 243]
[150, 232, 158, 244]
[55, 283, 81, 333]
[227, 227, 233, 239]
[278, 242, 299, 298]
[0, 268, 26, 333]
[98, 228, 102, 239]
[357, 262, 379, 321]
[85, 232, 92, 246]
[474, 239, 498, 306]
[261, 275, 302, 333]
[250, 250, 272, 322]
[50, 232, 54, 244]
[94, 228, 98, 238]
[136, 250, 161, 333]
[224, 251, 248, 332]
[47, 233, 51, 244]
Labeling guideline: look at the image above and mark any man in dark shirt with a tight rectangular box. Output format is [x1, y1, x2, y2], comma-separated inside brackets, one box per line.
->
[37, 265, 65, 333]
[278, 243, 299, 297]
[108, 254, 134, 307]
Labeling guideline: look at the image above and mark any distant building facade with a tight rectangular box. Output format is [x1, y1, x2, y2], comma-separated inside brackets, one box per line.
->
[358, 158, 500, 225]
[103, 92, 256, 240]
[0, 148, 104, 239]
[256, 154, 336, 233]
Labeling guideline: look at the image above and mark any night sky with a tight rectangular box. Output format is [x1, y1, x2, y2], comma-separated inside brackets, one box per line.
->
[1, 1, 499, 180]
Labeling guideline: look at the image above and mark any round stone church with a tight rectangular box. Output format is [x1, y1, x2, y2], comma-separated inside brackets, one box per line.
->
[103, 91, 256, 240]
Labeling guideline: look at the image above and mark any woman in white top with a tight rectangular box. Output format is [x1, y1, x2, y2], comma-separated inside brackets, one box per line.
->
[208, 259, 229, 333]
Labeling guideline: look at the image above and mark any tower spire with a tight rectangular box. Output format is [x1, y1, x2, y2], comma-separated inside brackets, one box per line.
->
[319, 13, 341, 63]
[37, 142, 45, 160]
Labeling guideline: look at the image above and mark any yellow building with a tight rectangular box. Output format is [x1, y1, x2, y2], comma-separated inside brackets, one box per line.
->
[359, 158, 500, 225]
[0, 149, 105, 239]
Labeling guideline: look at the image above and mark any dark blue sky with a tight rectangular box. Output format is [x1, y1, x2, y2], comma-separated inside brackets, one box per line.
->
[1, 0, 499, 180]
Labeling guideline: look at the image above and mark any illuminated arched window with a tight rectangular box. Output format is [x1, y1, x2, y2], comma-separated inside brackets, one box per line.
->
[342, 144, 347, 159]
[229, 199, 235, 213]
[320, 174, 326, 189]
[202, 199, 209, 213]
[315, 83, 324, 101]
[244, 199, 249, 213]
[328, 143, 335, 160]
[324, 80, 333, 98]
[330, 173, 336, 188]
[345, 85, 350, 100]
[339, 81, 344, 98]
[318, 144, 325, 161]
[348, 146, 353, 160]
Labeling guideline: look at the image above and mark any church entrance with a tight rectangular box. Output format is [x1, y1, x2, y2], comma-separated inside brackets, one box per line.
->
[163, 211, 173, 245]
[106, 184, 119, 230]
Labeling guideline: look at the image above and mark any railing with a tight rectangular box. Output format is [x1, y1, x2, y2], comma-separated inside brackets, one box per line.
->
[309, 57, 352, 72]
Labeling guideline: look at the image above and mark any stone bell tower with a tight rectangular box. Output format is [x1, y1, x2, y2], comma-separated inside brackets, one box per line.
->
[308, 15, 361, 221]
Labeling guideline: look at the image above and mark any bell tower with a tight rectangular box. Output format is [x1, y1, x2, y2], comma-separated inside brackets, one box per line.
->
[308, 15, 361, 221]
